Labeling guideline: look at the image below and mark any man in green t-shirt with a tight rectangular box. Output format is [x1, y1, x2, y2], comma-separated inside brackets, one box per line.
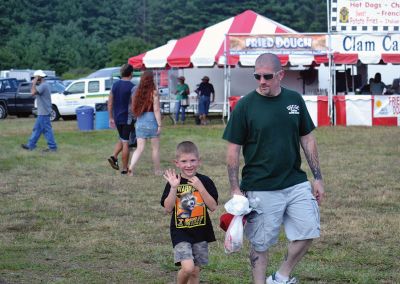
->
[174, 76, 190, 124]
[223, 53, 325, 284]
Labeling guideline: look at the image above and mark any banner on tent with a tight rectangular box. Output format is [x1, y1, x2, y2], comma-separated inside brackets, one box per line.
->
[330, 0, 400, 32]
[374, 95, 400, 117]
[331, 33, 400, 53]
[228, 34, 328, 55]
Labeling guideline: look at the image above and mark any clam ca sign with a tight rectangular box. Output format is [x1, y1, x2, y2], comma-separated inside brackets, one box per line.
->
[331, 33, 400, 52]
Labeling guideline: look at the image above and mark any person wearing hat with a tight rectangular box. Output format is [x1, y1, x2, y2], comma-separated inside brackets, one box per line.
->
[195, 76, 214, 125]
[21, 70, 57, 152]
[174, 76, 190, 124]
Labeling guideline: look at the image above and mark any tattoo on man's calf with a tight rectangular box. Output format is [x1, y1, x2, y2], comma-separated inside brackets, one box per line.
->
[250, 250, 259, 269]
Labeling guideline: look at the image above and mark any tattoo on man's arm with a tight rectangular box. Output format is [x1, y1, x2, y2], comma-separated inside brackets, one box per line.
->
[250, 249, 259, 269]
[227, 163, 240, 188]
[304, 144, 322, 180]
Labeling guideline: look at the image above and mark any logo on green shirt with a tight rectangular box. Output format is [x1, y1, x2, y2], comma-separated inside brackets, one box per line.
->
[287, 105, 300, 114]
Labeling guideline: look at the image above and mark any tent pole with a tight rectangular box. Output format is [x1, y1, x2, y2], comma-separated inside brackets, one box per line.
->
[223, 34, 228, 123]
[228, 65, 231, 121]
[327, 0, 334, 125]
[223, 66, 227, 122]
[155, 68, 159, 89]
[351, 65, 355, 93]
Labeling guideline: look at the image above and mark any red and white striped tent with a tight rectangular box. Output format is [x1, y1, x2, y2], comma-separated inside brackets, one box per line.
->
[128, 10, 400, 68]
[128, 10, 400, 126]
[128, 10, 329, 68]
[333, 52, 400, 65]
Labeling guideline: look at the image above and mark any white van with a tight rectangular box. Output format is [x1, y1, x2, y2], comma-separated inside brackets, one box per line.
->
[43, 77, 119, 121]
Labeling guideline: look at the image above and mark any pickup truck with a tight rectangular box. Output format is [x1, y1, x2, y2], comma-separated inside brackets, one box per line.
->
[42, 77, 118, 121]
[0, 78, 35, 119]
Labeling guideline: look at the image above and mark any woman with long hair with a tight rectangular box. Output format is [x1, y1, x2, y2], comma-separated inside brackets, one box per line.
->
[128, 70, 162, 176]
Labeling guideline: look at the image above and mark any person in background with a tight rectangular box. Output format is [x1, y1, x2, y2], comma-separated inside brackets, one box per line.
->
[174, 76, 190, 124]
[128, 70, 162, 176]
[107, 64, 135, 174]
[195, 76, 215, 125]
[385, 78, 400, 95]
[128, 85, 138, 148]
[223, 53, 324, 284]
[21, 70, 57, 152]
[370, 72, 387, 95]
[360, 78, 373, 94]
[161, 141, 218, 284]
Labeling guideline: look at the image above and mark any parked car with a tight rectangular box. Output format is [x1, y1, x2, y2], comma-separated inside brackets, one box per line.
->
[0, 78, 34, 119]
[86, 67, 121, 78]
[88, 67, 142, 85]
[62, 80, 74, 87]
[35, 77, 119, 121]
[48, 80, 66, 93]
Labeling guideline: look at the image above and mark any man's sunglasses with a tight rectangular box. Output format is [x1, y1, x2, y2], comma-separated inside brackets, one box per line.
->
[253, 71, 280, 81]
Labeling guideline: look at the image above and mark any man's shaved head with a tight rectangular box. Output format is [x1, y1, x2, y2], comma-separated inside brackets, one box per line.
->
[255, 53, 282, 72]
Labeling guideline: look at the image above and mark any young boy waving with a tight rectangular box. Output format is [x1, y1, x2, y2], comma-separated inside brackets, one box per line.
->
[161, 141, 218, 284]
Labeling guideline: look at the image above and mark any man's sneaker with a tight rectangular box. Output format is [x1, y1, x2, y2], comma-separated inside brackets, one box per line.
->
[266, 273, 297, 284]
[21, 144, 33, 151]
[42, 148, 57, 153]
[107, 156, 119, 170]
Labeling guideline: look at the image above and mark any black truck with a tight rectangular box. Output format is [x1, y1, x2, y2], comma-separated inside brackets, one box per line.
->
[0, 78, 35, 119]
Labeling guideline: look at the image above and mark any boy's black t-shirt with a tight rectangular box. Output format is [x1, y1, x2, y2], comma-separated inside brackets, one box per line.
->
[160, 173, 218, 247]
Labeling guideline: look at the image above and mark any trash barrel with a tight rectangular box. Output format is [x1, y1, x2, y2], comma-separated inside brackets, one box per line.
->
[75, 106, 94, 131]
[95, 103, 109, 130]
[228, 96, 241, 112]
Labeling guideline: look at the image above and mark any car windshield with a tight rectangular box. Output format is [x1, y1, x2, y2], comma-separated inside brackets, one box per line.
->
[48, 81, 66, 93]
[86, 67, 120, 78]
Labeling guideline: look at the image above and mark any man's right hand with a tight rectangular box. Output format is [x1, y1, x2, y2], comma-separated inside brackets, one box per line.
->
[231, 187, 244, 196]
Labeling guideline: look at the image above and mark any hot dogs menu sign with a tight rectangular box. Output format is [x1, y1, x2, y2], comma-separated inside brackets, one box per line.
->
[331, 0, 400, 32]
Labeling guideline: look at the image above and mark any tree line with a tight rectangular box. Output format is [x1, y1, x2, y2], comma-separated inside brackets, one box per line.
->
[0, 0, 327, 78]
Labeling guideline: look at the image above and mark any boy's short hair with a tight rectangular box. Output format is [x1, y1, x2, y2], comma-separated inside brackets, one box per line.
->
[176, 141, 199, 159]
[120, 64, 134, 77]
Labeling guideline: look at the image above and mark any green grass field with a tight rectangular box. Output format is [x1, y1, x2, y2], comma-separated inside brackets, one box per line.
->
[0, 116, 399, 284]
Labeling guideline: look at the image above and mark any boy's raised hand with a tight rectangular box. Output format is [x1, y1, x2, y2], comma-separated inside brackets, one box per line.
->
[188, 176, 205, 192]
[163, 169, 181, 188]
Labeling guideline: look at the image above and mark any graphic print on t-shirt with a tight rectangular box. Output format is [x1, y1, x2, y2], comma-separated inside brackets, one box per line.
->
[175, 184, 206, 228]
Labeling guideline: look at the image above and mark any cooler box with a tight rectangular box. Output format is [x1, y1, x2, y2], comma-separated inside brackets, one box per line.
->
[228, 96, 241, 111]
[75, 106, 94, 131]
[95, 103, 109, 130]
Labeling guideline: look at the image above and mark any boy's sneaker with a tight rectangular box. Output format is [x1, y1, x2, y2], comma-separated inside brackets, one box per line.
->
[107, 156, 119, 170]
[266, 273, 297, 284]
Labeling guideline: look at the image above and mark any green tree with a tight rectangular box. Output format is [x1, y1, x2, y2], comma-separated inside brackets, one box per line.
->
[108, 36, 153, 66]
[5, 25, 47, 69]
[0, 0, 328, 74]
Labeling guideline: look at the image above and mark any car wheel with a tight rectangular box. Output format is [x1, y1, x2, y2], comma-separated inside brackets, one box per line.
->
[50, 105, 60, 121]
[0, 104, 8, 119]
